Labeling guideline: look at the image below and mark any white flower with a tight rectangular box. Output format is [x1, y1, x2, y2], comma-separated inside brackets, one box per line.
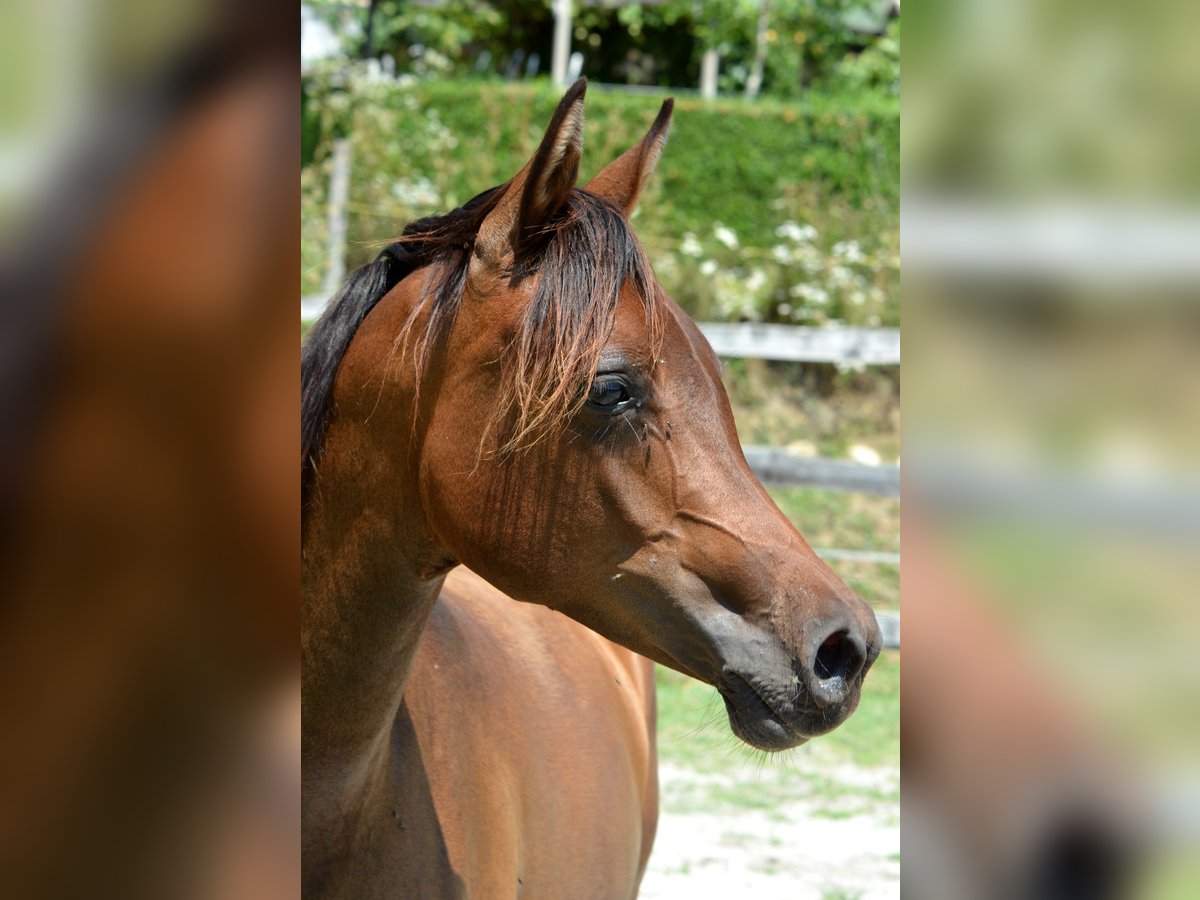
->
[776, 302, 793, 317]
[789, 283, 829, 305]
[771, 245, 793, 263]
[775, 221, 802, 242]
[392, 177, 439, 206]
[680, 232, 703, 258]
[775, 221, 817, 243]
[699, 260, 718, 277]
[713, 224, 739, 250]
[828, 265, 854, 285]
[745, 268, 767, 292]
[833, 240, 865, 263]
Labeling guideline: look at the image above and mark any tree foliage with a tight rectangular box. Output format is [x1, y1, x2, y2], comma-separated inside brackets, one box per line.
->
[305, 0, 898, 96]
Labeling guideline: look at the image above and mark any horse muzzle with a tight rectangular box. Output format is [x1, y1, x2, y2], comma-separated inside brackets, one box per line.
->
[718, 614, 881, 751]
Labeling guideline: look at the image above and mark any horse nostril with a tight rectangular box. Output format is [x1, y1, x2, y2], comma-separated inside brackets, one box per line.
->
[815, 630, 862, 681]
[806, 626, 868, 707]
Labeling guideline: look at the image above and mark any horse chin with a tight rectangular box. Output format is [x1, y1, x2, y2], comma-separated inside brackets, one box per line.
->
[719, 670, 863, 751]
[719, 672, 810, 752]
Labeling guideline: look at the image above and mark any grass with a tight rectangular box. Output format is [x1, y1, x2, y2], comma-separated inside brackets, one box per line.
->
[768, 486, 899, 553]
[947, 521, 1199, 760]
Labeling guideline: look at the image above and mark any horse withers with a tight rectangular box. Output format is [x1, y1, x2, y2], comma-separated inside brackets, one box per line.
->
[301, 79, 881, 898]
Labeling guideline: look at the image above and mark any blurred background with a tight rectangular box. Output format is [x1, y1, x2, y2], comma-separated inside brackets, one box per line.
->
[903, 1, 1200, 898]
[301, 2, 900, 897]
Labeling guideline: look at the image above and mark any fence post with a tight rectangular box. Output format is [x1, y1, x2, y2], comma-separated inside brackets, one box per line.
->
[700, 48, 719, 99]
[551, 0, 572, 88]
[322, 138, 352, 298]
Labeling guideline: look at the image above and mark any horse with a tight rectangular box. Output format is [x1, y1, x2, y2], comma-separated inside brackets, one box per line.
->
[301, 79, 882, 899]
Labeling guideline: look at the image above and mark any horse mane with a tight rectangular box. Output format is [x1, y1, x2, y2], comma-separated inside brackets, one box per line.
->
[301, 186, 663, 510]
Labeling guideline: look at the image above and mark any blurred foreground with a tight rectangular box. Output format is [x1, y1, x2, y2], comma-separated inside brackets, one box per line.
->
[0, 3, 297, 898]
[904, 1, 1200, 897]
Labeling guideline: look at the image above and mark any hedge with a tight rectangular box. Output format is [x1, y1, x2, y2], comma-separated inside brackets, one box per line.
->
[302, 76, 897, 312]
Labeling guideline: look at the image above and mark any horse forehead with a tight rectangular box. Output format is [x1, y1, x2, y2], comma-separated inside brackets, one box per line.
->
[612, 278, 651, 313]
[467, 272, 537, 335]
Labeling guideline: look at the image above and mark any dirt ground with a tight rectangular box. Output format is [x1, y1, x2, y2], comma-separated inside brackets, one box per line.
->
[640, 763, 900, 900]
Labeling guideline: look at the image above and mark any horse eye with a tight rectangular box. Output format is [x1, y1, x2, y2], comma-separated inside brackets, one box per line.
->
[587, 376, 635, 412]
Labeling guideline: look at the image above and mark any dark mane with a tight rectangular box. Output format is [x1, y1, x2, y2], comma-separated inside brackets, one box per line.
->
[301, 186, 501, 508]
[301, 187, 661, 510]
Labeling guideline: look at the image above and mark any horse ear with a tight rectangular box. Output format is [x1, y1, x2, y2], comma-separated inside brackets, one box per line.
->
[474, 79, 587, 266]
[584, 98, 673, 217]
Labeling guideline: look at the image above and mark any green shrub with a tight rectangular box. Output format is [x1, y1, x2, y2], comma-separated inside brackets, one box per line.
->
[651, 216, 897, 327]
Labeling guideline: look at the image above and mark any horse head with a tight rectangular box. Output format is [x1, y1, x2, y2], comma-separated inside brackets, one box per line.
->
[388, 81, 881, 750]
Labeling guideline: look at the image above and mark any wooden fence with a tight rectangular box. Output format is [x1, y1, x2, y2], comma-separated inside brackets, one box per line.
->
[698, 322, 899, 365]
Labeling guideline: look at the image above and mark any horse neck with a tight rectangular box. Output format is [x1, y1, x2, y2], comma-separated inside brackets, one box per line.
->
[301, 273, 452, 786]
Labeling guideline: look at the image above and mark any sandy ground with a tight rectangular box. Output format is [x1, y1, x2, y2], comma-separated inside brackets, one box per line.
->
[639, 763, 900, 900]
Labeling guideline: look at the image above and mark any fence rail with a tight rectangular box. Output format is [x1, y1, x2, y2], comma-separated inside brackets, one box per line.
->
[816, 548, 901, 565]
[304, 294, 898, 367]
[874, 612, 900, 650]
[697, 322, 900, 365]
[743, 447, 900, 497]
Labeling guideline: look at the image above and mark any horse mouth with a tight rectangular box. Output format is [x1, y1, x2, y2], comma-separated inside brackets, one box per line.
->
[719, 672, 805, 751]
[719, 670, 856, 751]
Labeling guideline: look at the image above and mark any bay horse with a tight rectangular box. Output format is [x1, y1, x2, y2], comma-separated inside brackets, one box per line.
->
[301, 79, 882, 899]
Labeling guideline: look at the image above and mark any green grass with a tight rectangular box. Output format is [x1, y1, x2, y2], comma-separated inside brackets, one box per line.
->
[946, 521, 1198, 759]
